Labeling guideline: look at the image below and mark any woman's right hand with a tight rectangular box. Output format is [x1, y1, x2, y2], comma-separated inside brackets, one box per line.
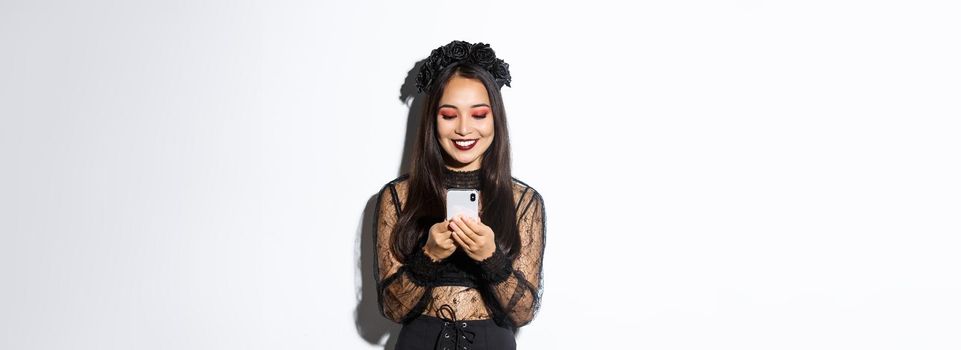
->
[424, 220, 456, 262]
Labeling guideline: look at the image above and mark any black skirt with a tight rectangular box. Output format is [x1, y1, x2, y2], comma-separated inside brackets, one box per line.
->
[395, 314, 516, 350]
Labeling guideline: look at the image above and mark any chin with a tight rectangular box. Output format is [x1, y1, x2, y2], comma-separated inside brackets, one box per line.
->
[454, 156, 479, 166]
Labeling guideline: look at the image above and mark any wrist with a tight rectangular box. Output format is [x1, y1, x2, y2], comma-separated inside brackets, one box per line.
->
[423, 245, 445, 263]
[476, 245, 512, 283]
[476, 246, 495, 261]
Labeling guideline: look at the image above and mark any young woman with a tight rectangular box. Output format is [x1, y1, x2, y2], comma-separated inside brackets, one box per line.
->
[373, 41, 546, 350]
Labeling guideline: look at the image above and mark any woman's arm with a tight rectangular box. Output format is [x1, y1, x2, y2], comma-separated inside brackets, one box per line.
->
[475, 189, 546, 328]
[373, 182, 445, 323]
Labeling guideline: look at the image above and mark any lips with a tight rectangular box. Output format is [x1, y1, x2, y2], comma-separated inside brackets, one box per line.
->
[453, 139, 478, 151]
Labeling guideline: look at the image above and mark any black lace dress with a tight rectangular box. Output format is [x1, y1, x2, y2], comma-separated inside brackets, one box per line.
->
[373, 168, 545, 349]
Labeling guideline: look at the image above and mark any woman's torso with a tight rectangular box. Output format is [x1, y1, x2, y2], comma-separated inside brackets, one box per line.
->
[391, 177, 530, 320]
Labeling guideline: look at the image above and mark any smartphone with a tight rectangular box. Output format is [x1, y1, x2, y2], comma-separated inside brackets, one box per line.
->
[446, 189, 479, 221]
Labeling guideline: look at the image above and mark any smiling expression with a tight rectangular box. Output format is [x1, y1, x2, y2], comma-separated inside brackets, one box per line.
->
[436, 75, 495, 171]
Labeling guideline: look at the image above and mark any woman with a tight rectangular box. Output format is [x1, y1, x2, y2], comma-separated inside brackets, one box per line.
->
[373, 40, 546, 350]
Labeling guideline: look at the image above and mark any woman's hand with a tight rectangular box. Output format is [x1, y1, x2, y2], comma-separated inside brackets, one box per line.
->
[424, 220, 456, 262]
[449, 214, 496, 261]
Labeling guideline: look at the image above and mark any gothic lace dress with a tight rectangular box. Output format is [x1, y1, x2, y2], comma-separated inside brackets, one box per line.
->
[373, 169, 545, 329]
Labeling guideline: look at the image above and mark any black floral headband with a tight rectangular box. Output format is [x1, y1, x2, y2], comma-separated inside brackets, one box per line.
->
[416, 40, 512, 93]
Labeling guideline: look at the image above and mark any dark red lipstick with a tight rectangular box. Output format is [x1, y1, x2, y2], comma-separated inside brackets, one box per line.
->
[453, 139, 478, 151]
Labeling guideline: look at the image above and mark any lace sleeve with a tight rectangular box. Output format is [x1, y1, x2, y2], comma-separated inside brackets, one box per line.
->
[476, 189, 546, 328]
[373, 181, 445, 323]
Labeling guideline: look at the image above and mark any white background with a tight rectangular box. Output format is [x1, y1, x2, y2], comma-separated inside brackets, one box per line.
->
[2, 1, 959, 349]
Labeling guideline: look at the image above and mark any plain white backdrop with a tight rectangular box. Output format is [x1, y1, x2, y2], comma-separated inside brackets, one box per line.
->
[2, 0, 960, 349]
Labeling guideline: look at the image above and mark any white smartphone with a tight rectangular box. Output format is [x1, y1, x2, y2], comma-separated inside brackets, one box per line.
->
[446, 189, 479, 221]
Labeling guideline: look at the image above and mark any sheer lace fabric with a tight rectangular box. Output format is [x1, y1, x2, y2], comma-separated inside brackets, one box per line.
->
[373, 170, 545, 329]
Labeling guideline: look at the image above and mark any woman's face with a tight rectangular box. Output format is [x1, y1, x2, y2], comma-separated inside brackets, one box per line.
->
[436, 75, 495, 171]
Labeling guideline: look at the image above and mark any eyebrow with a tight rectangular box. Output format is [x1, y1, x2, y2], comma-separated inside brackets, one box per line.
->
[438, 103, 491, 110]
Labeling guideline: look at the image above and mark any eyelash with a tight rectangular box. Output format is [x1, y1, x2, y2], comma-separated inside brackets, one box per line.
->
[440, 114, 487, 120]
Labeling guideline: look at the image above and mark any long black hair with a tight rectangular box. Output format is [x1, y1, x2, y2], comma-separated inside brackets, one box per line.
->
[391, 61, 520, 263]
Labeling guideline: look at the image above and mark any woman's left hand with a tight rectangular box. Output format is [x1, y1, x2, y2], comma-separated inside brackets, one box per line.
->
[449, 214, 496, 261]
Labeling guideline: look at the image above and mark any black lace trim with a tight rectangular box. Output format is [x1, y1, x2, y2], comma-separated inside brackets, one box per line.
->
[405, 245, 447, 286]
[475, 245, 512, 283]
[443, 167, 481, 189]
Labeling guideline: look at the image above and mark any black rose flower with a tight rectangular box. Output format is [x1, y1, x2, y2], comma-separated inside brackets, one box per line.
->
[435, 55, 453, 72]
[443, 40, 471, 61]
[493, 58, 512, 87]
[469, 42, 496, 67]
[416, 64, 434, 92]
[423, 49, 442, 72]
[424, 49, 436, 70]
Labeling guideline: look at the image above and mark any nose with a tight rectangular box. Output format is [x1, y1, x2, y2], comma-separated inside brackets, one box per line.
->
[455, 114, 470, 136]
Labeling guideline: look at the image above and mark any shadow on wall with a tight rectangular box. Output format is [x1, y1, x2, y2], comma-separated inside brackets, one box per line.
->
[353, 59, 427, 350]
